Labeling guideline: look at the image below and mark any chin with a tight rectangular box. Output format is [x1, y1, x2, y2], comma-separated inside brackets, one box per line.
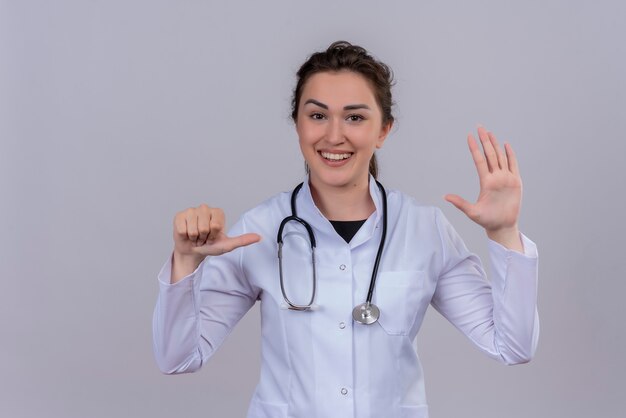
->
[309, 169, 365, 190]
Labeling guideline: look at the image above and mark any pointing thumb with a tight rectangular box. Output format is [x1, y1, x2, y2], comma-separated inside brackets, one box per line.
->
[222, 233, 262, 253]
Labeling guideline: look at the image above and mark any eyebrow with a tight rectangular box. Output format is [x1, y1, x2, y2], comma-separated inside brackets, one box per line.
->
[304, 99, 371, 111]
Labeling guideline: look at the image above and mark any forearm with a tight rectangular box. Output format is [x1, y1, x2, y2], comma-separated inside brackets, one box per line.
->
[488, 234, 539, 364]
[152, 243, 258, 374]
[433, 209, 539, 364]
[153, 256, 205, 374]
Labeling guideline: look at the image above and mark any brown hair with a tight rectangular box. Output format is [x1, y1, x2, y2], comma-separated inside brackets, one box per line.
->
[291, 41, 395, 179]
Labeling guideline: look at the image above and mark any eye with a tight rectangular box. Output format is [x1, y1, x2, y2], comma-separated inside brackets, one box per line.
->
[309, 112, 326, 120]
[346, 114, 365, 122]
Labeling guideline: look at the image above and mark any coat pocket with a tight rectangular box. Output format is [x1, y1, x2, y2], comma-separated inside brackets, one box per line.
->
[374, 270, 425, 336]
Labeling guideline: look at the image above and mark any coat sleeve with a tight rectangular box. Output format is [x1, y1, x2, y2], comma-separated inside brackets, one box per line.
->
[152, 217, 259, 374]
[430, 208, 539, 365]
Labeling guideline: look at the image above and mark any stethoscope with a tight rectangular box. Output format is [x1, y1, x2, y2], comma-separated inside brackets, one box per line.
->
[277, 180, 388, 325]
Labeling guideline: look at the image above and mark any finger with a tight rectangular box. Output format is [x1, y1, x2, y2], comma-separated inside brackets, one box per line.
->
[218, 233, 262, 254]
[467, 135, 489, 179]
[444, 194, 473, 217]
[173, 212, 188, 240]
[185, 210, 199, 242]
[487, 130, 507, 170]
[477, 126, 499, 172]
[504, 142, 520, 176]
[196, 205, 211, 245]
[207, 208, 225, 241]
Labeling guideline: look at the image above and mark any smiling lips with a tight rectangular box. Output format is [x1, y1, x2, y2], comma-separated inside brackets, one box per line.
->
[320, 151, 353, 161]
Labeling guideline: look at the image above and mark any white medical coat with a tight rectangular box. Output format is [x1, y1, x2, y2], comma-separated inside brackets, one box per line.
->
[153, 177, 539, 418]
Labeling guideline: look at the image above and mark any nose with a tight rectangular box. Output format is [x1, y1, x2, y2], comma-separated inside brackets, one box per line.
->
[325, 118, 345, 145]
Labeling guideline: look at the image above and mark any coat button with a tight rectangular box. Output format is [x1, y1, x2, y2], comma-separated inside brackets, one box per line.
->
[339, 264, 346, 271]
[339, 322, 346, 329]
[341, 388, 348, 396]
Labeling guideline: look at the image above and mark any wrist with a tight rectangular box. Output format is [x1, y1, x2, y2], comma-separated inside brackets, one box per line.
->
[171, 251, 205, 284]
[173, 250, 205, 266]
[486, 225, 523, 252]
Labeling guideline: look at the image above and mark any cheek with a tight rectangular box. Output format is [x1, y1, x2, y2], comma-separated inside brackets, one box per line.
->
[351, 126, 382, 147]
[296, 129, 315, 157]
[297, 122, 321, 144]
[295, 124, 307, 144]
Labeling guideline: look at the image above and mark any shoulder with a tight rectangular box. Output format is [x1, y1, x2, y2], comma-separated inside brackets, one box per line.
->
[383, 187, 455, 247]
[236, 190, 291, 233]
[384, 187, 441, 221]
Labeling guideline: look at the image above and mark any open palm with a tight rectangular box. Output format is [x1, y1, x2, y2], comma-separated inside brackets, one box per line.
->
[445, 126, 522, 233]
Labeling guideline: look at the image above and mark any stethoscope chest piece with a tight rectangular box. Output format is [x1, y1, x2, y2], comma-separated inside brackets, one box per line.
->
[352, 302, 380, 325]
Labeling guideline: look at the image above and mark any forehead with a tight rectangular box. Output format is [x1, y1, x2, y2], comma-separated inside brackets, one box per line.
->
[300, 71, 378, 107]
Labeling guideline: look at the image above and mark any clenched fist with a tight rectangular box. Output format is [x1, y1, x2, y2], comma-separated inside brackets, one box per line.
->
[170, 204, 261, 283]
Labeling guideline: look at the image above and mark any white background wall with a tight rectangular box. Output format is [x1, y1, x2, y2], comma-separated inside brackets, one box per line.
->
[2, 1, 624, 417]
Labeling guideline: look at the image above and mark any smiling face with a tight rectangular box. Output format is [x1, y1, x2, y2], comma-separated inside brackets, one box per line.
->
[296, 71, 392, 191]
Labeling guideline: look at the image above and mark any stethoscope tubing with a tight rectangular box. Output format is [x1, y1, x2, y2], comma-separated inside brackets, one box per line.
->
[366, 180, 387, 304]
[277, 180, 387, 322]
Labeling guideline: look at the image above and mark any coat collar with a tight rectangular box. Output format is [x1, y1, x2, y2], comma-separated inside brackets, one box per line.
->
[294, 175, 384, 248]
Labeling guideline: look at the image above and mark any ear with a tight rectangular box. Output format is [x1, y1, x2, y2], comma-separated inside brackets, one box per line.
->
[375, 121, 393, 149]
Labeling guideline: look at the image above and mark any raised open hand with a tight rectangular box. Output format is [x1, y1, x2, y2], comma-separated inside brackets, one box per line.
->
[444, 126, 522, 243]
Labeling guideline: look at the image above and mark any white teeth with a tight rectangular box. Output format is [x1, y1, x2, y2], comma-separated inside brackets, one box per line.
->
[321, 152, 352, 160]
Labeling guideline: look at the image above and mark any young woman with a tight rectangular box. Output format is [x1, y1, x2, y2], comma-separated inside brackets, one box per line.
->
[153, 41, 539, 418]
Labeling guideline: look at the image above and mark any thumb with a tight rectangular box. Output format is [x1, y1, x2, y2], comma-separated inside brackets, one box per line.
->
[219, 233, 262, 253]
[444, 194, 473, 216]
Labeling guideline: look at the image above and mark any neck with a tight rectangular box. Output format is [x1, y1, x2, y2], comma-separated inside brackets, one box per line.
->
[309, 175, 375, 221]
